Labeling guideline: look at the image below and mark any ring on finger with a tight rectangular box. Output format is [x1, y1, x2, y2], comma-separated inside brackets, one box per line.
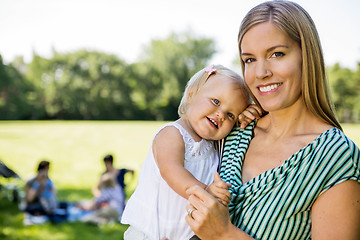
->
[187, 208, 195, 218]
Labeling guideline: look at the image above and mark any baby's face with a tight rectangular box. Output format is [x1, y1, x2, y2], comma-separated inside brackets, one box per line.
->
[185, 75, 248, 140]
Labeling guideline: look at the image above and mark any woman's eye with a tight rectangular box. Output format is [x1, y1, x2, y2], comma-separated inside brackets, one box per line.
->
[272, 52, 285, 58]
[212, 99, 220, 105]
[244, 57, 255, 64]
[227, 112, 235, 119]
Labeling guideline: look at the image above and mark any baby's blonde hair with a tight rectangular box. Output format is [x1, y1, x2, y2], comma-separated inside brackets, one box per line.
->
[178, 64, 250, 117]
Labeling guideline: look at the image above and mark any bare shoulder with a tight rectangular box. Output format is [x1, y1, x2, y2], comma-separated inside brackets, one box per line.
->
[313, 180, 360, 207]
[306, 121, 334, 136]
[298, 122, 334, 144]
[154, 125, 183, 147]
[312, 180, 360, 239]
[153, 125, 185, 158]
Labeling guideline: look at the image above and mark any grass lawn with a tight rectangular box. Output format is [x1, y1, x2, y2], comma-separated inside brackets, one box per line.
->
[0, 120, 166, 240]
[0, 121, 359, 240]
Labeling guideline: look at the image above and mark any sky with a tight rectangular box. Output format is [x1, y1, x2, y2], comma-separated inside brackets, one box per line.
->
[0, 0, 360, 70]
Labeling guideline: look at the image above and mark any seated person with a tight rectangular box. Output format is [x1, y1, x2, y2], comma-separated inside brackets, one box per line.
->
[25, 160, 56, 215]
[24, 160, 67, 222]
[93, 154, 134, 207]
[80, 172, 125, 223]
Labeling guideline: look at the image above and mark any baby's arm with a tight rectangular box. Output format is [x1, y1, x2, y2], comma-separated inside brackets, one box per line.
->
[153, 126, 206, 199]
[206, 172, 232, 206]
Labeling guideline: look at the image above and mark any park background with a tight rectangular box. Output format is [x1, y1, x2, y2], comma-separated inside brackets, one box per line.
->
[0, 0, 360, 239]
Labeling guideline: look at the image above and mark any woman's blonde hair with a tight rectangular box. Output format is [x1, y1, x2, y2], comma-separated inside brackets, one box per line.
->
[238, 0, 342, 130]
[178, 64, 250, 117]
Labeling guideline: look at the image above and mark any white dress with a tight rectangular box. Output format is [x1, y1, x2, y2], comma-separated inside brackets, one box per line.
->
[121, 122, 219, 240]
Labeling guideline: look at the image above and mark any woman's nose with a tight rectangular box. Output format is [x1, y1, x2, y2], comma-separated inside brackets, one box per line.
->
[256, 60, 272, 80]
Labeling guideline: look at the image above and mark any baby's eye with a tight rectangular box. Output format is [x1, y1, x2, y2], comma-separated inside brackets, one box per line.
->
[227, 112, 235, 120]
[212, 99, 220, 105]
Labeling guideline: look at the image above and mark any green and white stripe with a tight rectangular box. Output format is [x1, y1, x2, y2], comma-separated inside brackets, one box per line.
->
[220, 121, 360, 240]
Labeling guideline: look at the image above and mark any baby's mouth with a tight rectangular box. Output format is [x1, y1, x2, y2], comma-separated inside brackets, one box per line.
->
[207, 117, 218, 129]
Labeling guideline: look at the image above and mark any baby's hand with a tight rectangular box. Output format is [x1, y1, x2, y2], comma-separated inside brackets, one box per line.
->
[238, 104, 264, 129]
[205, 173, 231, 206]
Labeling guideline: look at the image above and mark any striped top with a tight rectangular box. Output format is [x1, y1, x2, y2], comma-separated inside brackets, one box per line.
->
[220, 121, 360, 240]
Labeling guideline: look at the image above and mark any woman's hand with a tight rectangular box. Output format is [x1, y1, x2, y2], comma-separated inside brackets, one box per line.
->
[185, 185, 232, 240]
[238, 104, 264, 129]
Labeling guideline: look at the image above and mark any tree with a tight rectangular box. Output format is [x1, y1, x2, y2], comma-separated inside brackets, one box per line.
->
[327, 63, 360, 123]
[131, 31, 216, 120]
[0, 55, 33, 119]
[26, 50, 132, 120]
[4, 31, 218, 120]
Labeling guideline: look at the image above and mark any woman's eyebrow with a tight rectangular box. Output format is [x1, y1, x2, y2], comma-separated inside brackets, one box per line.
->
[241, 44, 289, 57]
[266, 44, 289, 53]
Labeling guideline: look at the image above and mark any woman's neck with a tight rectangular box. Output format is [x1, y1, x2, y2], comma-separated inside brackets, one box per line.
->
[258, 98, 331, 138]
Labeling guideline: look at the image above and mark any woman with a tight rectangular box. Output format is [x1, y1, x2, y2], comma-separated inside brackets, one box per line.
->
[25, 160, 57, 215]
[185, 1, 360, 239]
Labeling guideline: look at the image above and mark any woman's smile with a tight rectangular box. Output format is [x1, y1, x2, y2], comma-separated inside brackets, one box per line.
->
[258, 82, 282, 95]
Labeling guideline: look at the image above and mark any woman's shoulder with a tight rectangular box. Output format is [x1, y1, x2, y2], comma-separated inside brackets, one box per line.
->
[314, 127, 360, 192]
[318, 126, 354, 145]
[315, 127, 359, 165]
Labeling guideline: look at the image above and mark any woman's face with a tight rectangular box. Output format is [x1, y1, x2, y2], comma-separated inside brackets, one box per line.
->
[240, 22, 303, 112]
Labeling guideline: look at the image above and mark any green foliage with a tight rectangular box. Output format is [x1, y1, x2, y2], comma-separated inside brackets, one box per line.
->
[3, 30, 359, 122]
[1, 31, 216, 120]
[0, 55, 34, 119]
[26, 50, 134, 120]
[327, 63, 360, 123]
[132, 32, 216, 120]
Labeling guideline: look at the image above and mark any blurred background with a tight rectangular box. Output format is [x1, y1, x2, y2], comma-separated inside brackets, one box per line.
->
[0, 0, 359, 122]
[1, 1, 360, 239]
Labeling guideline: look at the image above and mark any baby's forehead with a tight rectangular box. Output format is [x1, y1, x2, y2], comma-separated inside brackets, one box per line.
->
[207, 73, 241, 84]
[228, 80, 249, 96]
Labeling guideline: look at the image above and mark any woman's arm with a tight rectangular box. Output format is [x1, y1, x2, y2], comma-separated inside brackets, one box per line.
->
[186, 185, 255, 240]
[153, 126, 207, 199]
[312, 180, 360, 240]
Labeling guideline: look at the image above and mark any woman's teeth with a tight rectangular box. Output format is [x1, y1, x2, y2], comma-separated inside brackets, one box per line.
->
[259, 83, 281, 93]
